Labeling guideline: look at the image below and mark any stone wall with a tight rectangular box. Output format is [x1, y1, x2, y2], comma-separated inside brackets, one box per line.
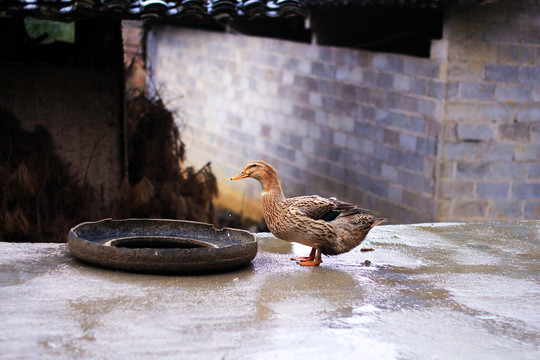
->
[147, 0, 540, 223]
[148, 27, 444, 223]
[439, 0, 540, 220]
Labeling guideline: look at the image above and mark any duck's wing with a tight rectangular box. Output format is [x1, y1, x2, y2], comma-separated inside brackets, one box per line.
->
[286, 195, 364, 221]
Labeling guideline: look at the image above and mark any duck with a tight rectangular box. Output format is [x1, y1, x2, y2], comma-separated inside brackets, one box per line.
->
[231, 160, 385, 266]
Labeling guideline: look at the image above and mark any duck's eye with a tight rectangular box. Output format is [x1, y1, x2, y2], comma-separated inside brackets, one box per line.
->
[247, 164, 258, 169]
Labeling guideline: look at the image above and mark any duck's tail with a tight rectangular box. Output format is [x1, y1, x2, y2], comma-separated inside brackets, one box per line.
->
[321, 213, 384, 255]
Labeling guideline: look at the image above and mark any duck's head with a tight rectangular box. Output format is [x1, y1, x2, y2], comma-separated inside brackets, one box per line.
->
[231, 160, 276, 182]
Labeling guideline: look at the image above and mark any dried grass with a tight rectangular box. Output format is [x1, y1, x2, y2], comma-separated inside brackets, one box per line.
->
[0, 110, 95, 242]
[111, 92, 218, 223]
[1, 91, 220, 242]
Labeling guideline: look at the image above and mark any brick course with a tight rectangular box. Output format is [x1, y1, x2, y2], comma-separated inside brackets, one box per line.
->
[437, 0, 540, 221]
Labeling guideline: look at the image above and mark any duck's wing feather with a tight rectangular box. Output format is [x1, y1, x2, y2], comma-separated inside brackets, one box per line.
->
[285, 195, 336, 220]
[286, 195, 368, 221]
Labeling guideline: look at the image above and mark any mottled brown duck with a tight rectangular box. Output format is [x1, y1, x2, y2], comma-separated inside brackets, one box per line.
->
[231, 160, 385, 266]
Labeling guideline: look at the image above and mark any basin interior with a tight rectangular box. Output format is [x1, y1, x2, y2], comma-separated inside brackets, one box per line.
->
[106, 236, 219, 249]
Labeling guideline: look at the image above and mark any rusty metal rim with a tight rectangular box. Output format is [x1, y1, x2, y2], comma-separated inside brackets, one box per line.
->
[67, 218, 257, 275]
[103, 236, 220, 249]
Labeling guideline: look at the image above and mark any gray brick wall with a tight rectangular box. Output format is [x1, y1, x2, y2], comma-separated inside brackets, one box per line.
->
[147, 0, 540, 223]
[439, 0, 540, 221]
[148, 26, 443, 222]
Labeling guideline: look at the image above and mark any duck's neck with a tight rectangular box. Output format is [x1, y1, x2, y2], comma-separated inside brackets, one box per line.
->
[259, 169, 285, 199]
[259, 170, 285, 216]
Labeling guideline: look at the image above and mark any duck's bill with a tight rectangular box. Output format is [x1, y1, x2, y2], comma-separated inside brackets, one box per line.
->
[231, 172, 248, 180]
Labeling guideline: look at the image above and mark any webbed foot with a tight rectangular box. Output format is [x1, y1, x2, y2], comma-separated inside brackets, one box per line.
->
[296, 248, 322, 266]
[297, 259, 322, 266]
[290, 247, 316, 262]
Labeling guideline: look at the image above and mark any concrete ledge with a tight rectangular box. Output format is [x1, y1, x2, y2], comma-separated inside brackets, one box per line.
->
[1, 222, 539, 359]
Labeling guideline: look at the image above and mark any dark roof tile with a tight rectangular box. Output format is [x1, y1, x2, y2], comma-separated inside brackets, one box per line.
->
[0, 0, 308, 20]
[0, 0, 495, 20]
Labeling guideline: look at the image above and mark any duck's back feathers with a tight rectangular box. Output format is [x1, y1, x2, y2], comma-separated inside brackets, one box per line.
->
[286, 195, 339, 220]
[287, 195, 370, 222]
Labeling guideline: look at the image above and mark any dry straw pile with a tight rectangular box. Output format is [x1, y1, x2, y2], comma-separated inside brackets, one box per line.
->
[0, 93, 218, 242]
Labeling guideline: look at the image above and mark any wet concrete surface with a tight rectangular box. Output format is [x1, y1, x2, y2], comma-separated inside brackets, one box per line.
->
[1, 222, 539, 359]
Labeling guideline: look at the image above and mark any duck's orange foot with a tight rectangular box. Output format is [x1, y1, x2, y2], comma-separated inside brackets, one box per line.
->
[297, 259, 322, 266]
[290, 248, 317, 262]
[291, 256, 312, 261]
[296, 248, 322, 266]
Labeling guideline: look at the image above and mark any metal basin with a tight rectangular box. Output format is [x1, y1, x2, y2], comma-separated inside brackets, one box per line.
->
[68, 218, 257, 274]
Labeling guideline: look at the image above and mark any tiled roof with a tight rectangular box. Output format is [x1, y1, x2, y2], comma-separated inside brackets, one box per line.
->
[0, 0, 308, 20]
[309, 0, 443, 6]
[0, 0, 489, 21]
